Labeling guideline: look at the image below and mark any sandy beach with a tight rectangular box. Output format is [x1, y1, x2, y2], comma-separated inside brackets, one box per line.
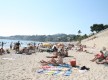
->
[0, 48, 108, 80]
[1, 0, 108, 80]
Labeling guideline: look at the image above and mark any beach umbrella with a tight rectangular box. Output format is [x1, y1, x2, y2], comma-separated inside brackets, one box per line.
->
[42, 43, 52, 48]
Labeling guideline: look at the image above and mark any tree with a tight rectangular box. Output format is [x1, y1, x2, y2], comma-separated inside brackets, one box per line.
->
[77, 30, 82, 43]
[104, 25, 108, 29]
[90, 24, 108, 33]
[78, 30, 81, 35]
[82, 34, 88, 39]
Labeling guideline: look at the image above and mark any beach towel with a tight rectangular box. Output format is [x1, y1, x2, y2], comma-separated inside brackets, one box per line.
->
[41, 65, 67, 71]
[64, 69, 72, 76]
[59, 64, 72, 68]
[55, 71, 65, 75]
[2, 58, 15, 60]
[37, 64, 72, 76]
[79, 70, 87, 73]
[53, 70, 61, 75]
[45, 70, 56, 75]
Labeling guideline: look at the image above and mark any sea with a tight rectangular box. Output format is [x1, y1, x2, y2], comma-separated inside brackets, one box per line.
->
[0, 39, 39, 49]
[0, 39, 74, 49]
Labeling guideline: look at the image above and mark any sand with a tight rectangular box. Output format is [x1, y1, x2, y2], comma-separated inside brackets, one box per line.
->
[0, 49, 108, 80]
[81, 28, 108, 50]
[1, 29, 108, 80]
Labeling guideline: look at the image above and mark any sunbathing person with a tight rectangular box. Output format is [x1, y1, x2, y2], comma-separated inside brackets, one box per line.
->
[40, 57, 56, 64]
[0, 48, 5, 55]
[63, 48, 69, 57]
[40, 53, 63, 66]
[17, 47, 30, 54]
[96, 56, 108, 64]
[90, 47, 108, 62]
[76, 45, 83, 52]
[46, 49, 58, 58]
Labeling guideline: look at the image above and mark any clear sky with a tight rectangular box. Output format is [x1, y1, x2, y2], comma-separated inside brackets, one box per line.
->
[0, 0, 108, 36]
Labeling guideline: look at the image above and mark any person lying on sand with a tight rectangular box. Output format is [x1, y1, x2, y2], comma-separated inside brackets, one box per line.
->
[90, 47, 108, 62]
[17, 47, 32, 55]
[96, 56, 108, 64]
[40, 53, 64, 66]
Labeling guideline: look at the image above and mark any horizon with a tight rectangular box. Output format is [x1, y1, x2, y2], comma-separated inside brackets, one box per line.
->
[0, 0, 108, 36]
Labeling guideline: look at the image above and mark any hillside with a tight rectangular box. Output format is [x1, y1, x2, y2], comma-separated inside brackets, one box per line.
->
[0, 34, 76, 42]
[81, 28, 108, 49]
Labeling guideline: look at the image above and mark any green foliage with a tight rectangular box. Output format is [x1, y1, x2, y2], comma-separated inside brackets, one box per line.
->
[81, 34, 88, 39]
[0, 33, 89, 42]
[78, 30, 81, 35]
[90, 24, 108, 33]
[0, 34, 79, 42]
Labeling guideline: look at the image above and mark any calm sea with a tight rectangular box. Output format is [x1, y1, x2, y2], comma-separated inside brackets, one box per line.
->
[0, 39, 39, 49]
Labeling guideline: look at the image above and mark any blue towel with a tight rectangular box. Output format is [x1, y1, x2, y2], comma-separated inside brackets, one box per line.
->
[59, 64, 72, 68]
[37, 69, 44, 73]
[53, 70, 61, 75]
[64, 69, 72, 76]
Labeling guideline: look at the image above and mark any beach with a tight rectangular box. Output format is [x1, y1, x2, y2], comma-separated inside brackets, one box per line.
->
[0, 48, 108, 80]
[0, 0, 108, 79]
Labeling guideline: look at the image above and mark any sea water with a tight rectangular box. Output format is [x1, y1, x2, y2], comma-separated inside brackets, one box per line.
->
[0, 39, 39, 49]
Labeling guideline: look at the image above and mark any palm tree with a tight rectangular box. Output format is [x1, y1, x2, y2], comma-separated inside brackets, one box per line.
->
[78, 30, 81, 35]
[78, 30, 82, 43]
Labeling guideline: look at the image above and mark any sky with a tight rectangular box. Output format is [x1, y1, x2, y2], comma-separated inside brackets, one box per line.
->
[0, 0, 108, 36]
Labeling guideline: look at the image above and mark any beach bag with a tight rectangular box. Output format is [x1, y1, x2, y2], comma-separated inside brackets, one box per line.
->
[70, 58, 76, 67]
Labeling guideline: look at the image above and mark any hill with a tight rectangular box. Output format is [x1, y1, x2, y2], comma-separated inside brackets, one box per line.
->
[81, 28, 108, 49]
[0, 34, 76, 42]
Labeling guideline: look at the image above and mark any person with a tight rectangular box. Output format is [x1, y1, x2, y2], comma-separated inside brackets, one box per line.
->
[1, 42, 6, 49]
[56, 53, 63, 64]
[58, 46, 68, 57]
[96, 56, 108, 64]
[15, 41, 21, 53]
[40, 53, 63, 66]
[17, 47, 31, 55]
[77, 45, 83, 52]
[10, 42, 13, 50]
[34, 42, 36, 47]
[63, 48, 68, 57]
[90, 47, 108, 62]
[0, 48, 5, 55]
[52, 45, 58, 52]
[46, 47, 58, 58]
